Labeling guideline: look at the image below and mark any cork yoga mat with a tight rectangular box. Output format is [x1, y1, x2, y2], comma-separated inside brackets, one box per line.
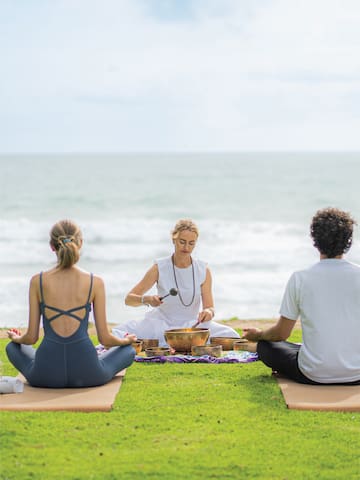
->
[0, 370, 126, 412]
[276, 375, 360, 412]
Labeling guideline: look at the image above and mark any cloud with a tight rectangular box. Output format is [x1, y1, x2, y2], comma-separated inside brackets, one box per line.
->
[0, 0, 359, 152]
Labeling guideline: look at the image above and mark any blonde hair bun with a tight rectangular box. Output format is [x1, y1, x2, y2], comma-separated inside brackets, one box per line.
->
[171, 219, 199, 240]
[49, 220, 82, 269]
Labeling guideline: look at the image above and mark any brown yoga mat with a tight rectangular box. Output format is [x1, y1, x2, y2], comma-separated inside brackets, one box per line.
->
[0, 370, 126, 412]
[276, 375, 360, 412]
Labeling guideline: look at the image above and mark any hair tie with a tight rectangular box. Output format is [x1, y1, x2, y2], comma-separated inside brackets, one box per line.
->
[58, 237, 72, 248]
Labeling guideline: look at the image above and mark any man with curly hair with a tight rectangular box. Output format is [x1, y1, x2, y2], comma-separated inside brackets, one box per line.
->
[243, 207, 360, 385]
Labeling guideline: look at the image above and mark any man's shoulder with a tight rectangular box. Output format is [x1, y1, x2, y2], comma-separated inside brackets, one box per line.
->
[340, 261, 360, 278]
[286, 263, 323, 284]
[296, 259, 360, 277]
[343, 260, 360, 270]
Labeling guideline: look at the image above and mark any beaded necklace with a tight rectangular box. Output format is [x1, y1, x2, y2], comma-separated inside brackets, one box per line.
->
[171, 255, 195, 307]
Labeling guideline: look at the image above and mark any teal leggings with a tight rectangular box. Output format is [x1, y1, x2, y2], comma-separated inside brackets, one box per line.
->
[6, 339, 135, 388]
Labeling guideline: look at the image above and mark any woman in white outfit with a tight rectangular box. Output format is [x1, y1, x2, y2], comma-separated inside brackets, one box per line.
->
[113, 219, 240, 347]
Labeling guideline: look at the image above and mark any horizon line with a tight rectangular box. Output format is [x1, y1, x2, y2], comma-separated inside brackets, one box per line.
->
[1, 150, 360, 156]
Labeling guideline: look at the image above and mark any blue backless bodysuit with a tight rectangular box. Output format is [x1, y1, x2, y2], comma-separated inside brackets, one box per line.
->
[6, 272, 135, 388]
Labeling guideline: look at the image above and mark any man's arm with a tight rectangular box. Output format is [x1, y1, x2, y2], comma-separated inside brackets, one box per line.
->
[242, 316, 296, 342]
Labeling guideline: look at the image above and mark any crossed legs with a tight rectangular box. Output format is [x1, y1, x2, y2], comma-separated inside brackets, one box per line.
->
[257, 340, 360, 385]
[257, 340, 319, 384]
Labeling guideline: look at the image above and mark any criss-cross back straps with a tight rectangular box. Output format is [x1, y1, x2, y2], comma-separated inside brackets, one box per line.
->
[39, 272, 93, 322]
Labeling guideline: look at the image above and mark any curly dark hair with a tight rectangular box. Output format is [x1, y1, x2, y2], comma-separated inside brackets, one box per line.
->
[310, 207, 356, 258]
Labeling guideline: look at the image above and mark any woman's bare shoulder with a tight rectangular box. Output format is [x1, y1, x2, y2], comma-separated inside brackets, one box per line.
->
[92, 273, 105, 286]
[29, 272, 41, 286]
[148, 263, 159, 273]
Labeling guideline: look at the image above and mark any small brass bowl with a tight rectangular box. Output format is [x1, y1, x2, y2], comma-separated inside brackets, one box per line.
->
[145, 347, 171, 357]
[132, 340, 143, 354]
[139, 338, 159, 349]
[191, 345, 223, 357]
[210, 336, 241, 350]
[164, 328, 210, 353]
[233, 340, 257, 353]
[233, 339, 249, 351]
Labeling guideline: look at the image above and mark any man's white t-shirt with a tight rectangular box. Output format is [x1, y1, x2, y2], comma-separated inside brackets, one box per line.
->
[280, 259, 360, 383]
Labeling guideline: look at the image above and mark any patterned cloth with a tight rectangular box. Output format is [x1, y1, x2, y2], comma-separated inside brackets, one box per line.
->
[135, 351, 258, 364]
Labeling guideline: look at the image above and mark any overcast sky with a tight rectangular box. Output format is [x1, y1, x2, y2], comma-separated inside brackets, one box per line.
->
[1, 0, 359, 153]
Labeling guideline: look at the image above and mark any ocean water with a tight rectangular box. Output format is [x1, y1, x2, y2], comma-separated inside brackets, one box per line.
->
[1, 152, 360, 328]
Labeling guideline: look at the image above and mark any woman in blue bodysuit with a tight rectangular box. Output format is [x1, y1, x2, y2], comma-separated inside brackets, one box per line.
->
[6, 219, 136, 388]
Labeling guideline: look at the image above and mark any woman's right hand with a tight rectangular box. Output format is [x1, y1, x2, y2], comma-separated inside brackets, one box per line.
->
[7, 328, 22, 342]
[145, 295, 163, 307]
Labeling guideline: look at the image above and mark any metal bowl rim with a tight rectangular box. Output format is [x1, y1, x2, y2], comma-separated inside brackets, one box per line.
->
[191, 345, 222, 351]
[165, 328, 210, 334]
[145, 347, 171, 351]
[210, 336, 242, 341]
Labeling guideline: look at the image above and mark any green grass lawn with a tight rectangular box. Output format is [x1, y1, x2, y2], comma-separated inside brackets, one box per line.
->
[1, 330, 360, 480]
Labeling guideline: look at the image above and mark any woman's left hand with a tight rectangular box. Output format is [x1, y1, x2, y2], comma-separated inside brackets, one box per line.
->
[124, 333, 138, 344]
[197, 308, 214, 324]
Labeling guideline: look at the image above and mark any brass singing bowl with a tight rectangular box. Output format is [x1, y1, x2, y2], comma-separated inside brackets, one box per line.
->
[164, 328, 210, 353]
[210, 336, 242, 350]
[138, 338, 159, 350]
[233, 339, 249, 351]
[191, 345, 223, 358]
[233, 339, 257, 353]
[145, 347, 171, 357]
[132, 340, 143, 354]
